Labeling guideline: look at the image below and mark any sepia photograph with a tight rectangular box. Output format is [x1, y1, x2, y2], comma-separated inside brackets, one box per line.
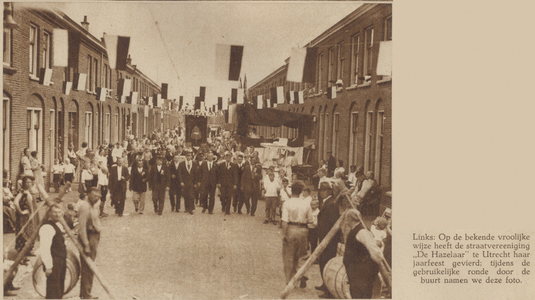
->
[3, 1, 393, 299]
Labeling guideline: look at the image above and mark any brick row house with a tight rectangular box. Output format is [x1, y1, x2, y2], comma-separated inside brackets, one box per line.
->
[3, 3, 180, 188]
[248, 4, 392, 204]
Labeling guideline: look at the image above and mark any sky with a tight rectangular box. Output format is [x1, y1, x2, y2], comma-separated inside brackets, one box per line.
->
[23, 1, 362, 108]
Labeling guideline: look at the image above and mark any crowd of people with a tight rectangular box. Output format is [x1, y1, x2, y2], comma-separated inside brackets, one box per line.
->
[3, 126, 392, 299]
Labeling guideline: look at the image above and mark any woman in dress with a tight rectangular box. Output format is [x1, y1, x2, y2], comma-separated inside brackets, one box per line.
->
[13, 175, 36, 259]
[20, 148, 33, 176]
[30, 151, 44, 193]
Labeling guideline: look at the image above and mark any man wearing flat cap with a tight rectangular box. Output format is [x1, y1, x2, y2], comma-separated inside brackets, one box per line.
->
[316, 181, 341, 297]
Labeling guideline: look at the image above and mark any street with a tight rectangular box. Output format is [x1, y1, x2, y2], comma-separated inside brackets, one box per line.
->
[4, 184, 325, 299]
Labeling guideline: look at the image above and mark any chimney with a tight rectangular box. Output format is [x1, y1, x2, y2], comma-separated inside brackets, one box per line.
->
[126, 54, 132, 65]
[81, 16, 89, 31]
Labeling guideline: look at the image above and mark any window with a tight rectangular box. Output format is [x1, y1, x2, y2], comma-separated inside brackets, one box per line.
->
[3, 97, 10, 172]
[374, 111, 385, 183]
[328, 47, 335, 87]
[87, 55, 93, 91]
[27, 108, 42, 153]
[85, 112, 93, 149]
[384, 15, 392, 41]
[93, 58, 99, 90]
[29, 24, 39, 76]
[104, 64, 109, 88]
[114, 113, 119, 143]
[364, 27, 374, 76]
[42, 31, 51, 69]
[3, 27, 12, 66]
[316, 53, 323, 93]
[351, 34, 360, 84]
[336, 41, 345, 82]
[332, 113, 340, 158]
[349, 112, 359, 165]
[104, 113, 110, 143]
[364, 111, 373, 172]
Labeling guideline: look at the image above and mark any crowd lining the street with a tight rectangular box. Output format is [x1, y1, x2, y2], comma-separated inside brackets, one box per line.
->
[3, 126, 392, 299]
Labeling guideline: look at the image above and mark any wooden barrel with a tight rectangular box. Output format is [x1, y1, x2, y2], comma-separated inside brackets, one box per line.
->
[323, 256, 351, 299]
[32, 248, 80, 297]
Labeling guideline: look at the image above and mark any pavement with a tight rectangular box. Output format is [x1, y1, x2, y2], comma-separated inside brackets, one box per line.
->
[4, 183, 353, 300]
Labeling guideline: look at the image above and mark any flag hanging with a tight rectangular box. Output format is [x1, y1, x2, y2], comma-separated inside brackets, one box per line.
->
[215, 44, 244, 81]
[270, 86, 285, 104]
[161, 83, 168, 99]
[238, 77, 242, 89]
[287, 47, 318, 83]
[327, 86, 336, 100]
[376, 41, 392, 76]
[103, 33, 130, 70]
[195, 97, 201, 110]
[297, 91, 304, 104]
[200, 86, 206, 101]
[218, 97, 223, 110]
[231, 89, 238, 103]
[52, 29, 68, 67]
[179, 96, 183, 110]
[237, 89, 244, 104]
[257, 95, 263, 109]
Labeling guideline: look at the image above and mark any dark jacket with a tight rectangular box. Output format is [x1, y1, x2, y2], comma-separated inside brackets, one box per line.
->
[149, 164, 170, 190]
[109, 165, 130, 195]
[168, 161, 182, 190]
[178, 160, 199, 188]
[240, 162, 262, 194]
[199, 160, 218, 188]
[130, 165, 149, 193]
[216, 161, 238, 188]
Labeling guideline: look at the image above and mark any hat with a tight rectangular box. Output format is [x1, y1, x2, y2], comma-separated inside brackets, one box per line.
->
[327, 150, 333, 154]
[319, 182, 333, 190]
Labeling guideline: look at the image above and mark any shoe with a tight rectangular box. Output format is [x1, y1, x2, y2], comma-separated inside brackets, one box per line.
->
[20, 260, 28, 266]
[247, 209, 250, 214]
[118, 214, 123, 217]
[300, 276, 308, 288]
[316, 285, 327, 291]
[27, 251, 36, 257]
[226, 212, 230, 215]
[209, 211, 213, 214]
[313, 260, 319, 265]
[81, 296, 99, 299]
[158, 213, 162, 216]
[139, 212, 143, 215]
[238, 211, 242, 214]
[135, 208, 138, 212]
[251, 213, 255, 217]
[100, 212, 108, 218]
[318, 292, 332, 299]
[4, 291, 17, 297]
[263, 220, 269, 224]
[175, 209, 180, 213]
[9, 287, 20, 291]
[221, 207, 225, 212]
[154, 208, 158, 213]
[202, 208, 206, 213]
[189, 210, 194, 215]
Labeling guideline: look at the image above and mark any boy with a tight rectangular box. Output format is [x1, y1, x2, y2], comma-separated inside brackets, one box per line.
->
[279, 178, 291, 226]
[307, 198, 320, 256]
[263, 171, 281, 224]
[52, 159, 64, 193]
[301, 188, 312, 204]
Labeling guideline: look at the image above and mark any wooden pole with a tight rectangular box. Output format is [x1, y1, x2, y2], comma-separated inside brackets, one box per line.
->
[279, 194, 343, 299]
[3, 206, 51, 286]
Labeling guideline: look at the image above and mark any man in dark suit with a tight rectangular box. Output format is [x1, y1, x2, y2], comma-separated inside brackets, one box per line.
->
[234, 152, 246, 213]
[316, 182, 341, 297]
[109, 157, 130, 217]
[168, 153, 182, 212]
[216, 151, 238, 215]
[178, 150, 199, 214]
[326, 150, 336, 177]
[240, 157, 262, 216]
[199, 151, 218, 214]
[149, 155, 170, 215]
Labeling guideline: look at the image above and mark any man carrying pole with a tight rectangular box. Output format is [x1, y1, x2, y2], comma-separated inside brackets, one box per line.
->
[78, 187, 102, 299]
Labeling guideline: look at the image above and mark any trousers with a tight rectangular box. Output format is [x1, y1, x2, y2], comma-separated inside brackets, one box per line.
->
[79, 233, 100, 299]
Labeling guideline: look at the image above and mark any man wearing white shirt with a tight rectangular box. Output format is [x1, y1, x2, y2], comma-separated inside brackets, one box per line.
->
[39, 204, 67, 299]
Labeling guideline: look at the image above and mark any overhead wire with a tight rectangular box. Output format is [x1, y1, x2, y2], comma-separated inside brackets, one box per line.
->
[148, 7, 181, 83]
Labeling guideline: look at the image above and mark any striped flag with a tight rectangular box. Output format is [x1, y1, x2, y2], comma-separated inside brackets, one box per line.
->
[218, 97, 223, 110]
[287, 47, 318, 83]
[237, 89, 244, 104]
[231, 89, 238, 103]
[297, 91, 304, 104]
[215, 44, 244, 81]
[327, 86, 336, 100]
[271, 86, 285, 104]
[103, 33, 130, 70]
[257, 95, 263, 109]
